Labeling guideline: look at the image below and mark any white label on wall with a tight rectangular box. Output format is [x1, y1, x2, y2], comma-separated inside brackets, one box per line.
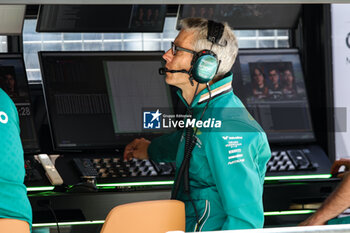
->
[332, 4, 350, 159]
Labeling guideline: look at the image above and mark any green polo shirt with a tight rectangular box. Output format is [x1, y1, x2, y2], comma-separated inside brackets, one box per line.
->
[148, 72, 271, 231]
[0, 88, 32, 225]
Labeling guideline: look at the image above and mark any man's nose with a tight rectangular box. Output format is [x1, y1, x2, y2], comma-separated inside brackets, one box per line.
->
[162, 49, 173, 63]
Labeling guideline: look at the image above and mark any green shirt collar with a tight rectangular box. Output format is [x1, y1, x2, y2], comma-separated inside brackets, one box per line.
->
[176, 72, 233, 108]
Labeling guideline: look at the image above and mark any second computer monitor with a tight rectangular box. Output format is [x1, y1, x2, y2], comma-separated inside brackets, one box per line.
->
[232, 49, 315, 143]
[0, 54, 39, 152]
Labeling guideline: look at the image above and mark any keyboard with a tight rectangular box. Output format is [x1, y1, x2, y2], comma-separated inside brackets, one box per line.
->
[73, 157, 175, 179]
[267, 149, 317, 172]
[93, 158, 157, 178]
[79, 150, 315, 178]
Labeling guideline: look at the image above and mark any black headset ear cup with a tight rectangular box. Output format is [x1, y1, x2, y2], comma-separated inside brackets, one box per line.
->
[207, 20, 224, 44]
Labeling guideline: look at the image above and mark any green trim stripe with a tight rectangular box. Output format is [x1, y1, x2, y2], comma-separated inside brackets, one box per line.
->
[264, 210, 316, 216]
[32, 210, 316, 227]
[27, 186, 55, 191]
[96, 180, 174, 187]
[265, 174, 332, 181]
[26, 174, 332, 191]
[33, 220, 105, 228]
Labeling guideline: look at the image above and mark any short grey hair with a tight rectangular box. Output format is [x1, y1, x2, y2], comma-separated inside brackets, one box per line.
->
[180, 17, 238, 81]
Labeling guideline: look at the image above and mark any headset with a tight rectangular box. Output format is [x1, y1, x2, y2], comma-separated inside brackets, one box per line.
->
[159, 20, 226, 85]
[169, 20, 227, 232]
[189, 20, 225, 84]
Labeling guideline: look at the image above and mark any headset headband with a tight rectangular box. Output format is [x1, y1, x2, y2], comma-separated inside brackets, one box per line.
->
[207, 20, 224, 44]
[188, 20, 226, 85]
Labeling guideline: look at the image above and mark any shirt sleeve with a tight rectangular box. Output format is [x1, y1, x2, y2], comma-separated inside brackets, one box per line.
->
[203, 123, 271, 230]
[0, 89, 24, 182]
[0, 89, 32, 226]
[148, 130, 183, 162]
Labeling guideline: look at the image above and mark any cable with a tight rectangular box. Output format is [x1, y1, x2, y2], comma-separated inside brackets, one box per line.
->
[37, 200, 61, 233]
[172, 83, 213, 231]
[189, 84, 212, 232]
[46, 204, 61, 233]
[171, 82, 200, 200]
[189, 83, 200, 109]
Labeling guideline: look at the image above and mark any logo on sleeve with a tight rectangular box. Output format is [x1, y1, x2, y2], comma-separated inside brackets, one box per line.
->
[0, 111, 8, 124]
[222, 136, 243, 140]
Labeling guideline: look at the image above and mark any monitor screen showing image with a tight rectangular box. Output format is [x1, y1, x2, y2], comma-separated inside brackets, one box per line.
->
[232, 49, 315, 143]
[0, 54, 39, 152]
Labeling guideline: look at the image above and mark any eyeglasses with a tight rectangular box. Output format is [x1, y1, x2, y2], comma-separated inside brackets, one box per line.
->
[171, 42, 196, 56]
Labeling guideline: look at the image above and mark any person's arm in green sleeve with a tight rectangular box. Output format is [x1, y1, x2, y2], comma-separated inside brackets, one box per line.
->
[0, 89, 33, 228]
[256, 132, 271, 183]
[123, 130, 182, 162]
[148, 130, 183, 162]
[204, 127, 269, 230]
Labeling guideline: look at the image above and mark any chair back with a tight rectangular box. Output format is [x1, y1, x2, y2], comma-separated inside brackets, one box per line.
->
[0, 219, 30, 233]
[100, 200, 185, 233]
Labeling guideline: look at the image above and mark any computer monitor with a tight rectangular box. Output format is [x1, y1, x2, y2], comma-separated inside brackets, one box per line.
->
[177, 4, 301, 29]
[0, 54, 39, 152]
[232, 49, 315, 143]
[37, 5, 167, 33]
[39, 51, 174, 151]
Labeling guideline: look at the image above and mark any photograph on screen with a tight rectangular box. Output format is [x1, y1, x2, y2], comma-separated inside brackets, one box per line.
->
[181, 5, 216, 19]
[0, 62, 29, 101]
[238, 54, 307, 104]
[130, 5, 166, 31]
[247, 62, 305, 101]
[0, 66, 18, 98]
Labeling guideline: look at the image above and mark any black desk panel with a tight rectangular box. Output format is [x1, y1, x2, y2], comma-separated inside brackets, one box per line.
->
[29, 189, 171, 223]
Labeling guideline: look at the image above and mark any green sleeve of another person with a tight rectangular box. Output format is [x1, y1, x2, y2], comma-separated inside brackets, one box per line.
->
[0, 88, 32, 226]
